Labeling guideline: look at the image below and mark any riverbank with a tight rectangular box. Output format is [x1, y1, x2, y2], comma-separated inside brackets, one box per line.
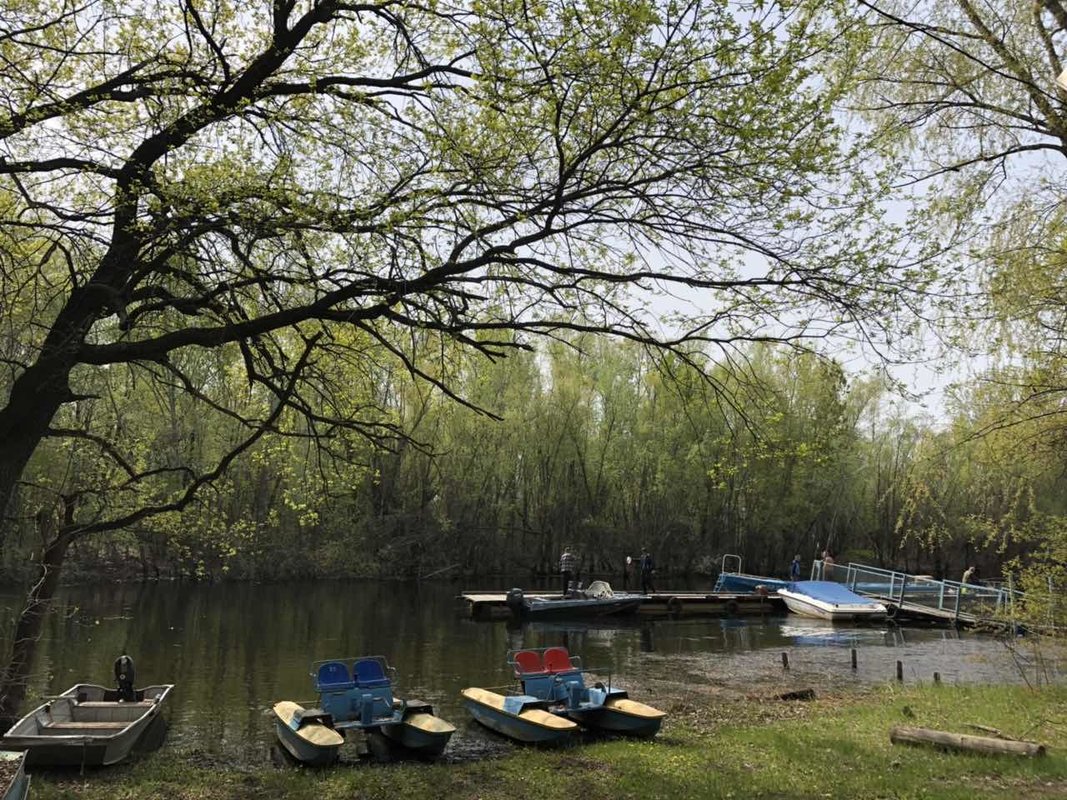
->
[25, 683, 1067, 800]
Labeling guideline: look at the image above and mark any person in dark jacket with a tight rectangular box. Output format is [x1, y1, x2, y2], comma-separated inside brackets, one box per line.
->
[639, 549, 656, 594]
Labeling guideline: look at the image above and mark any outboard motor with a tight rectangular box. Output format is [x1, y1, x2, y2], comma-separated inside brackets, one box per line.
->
[505, 587, 525, 615]
[114, 654, 136, 702]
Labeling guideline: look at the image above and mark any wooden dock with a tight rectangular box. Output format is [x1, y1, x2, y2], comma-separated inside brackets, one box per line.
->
[459, 591, 784, 621]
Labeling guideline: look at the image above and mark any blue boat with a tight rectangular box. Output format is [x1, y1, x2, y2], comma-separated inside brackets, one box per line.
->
[274, 657, 454, 762]
[460, 687, 577, 744]
[317, 658, 455, 756]
[712, 554, 791, 594]
[508, 647, 665, 738]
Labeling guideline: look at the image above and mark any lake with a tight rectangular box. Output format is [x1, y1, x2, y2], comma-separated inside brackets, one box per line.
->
[0, 579, 1059, 765]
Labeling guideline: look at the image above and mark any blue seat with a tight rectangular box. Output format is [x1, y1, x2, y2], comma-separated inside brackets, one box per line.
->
[315, 661, 354, 692]
[353, 658, 391, 689]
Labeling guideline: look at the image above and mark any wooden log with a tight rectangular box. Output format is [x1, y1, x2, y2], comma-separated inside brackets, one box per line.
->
[890, 726, 1046, 757]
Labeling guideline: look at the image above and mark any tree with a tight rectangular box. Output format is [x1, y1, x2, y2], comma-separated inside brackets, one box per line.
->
[855, 1, 1067, 410]
[854, 1, 1067, 610]
[0, 0, 917, 719]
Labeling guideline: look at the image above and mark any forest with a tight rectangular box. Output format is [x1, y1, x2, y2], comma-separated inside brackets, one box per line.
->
[2, 0, 1067, 717]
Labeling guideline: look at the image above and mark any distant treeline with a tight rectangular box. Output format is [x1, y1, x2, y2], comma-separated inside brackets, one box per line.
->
[1, 338, 1061, 589]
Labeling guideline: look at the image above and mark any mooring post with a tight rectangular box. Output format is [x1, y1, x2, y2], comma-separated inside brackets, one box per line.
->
[781, 652, 789, 670]
[850, 648, 857, 670]
[896, 660, 904, 682]
[933, 672, 941, 684]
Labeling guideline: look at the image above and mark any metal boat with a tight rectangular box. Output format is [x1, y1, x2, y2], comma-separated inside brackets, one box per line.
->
[0, 751, 28, 800]
[506, 581, 642, 619]
[1, 683, 173, 767]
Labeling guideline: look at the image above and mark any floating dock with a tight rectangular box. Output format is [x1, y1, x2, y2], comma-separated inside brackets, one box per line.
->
[459, 591, 784, 621]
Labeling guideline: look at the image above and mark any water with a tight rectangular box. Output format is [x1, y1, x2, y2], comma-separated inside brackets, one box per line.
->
[0, 580, 1059, 765]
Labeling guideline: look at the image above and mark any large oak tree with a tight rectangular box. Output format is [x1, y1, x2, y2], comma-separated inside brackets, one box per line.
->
[0, 0, 917, 718]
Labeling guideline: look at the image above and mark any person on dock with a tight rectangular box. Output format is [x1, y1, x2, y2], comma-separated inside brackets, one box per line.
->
[622, 554, 633, 590]
[639, 549, 656, 594]
[821, 550, 835, 579]
[560, 546, 576, 597]
[790, 554, 802, 582]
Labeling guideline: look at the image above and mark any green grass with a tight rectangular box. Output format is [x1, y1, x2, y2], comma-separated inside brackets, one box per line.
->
[27, 684, 1067, 800]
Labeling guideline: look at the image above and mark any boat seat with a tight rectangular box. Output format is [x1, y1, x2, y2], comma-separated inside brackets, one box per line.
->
[316, 661, 355, 692]
[543, 647, 574, 673]
[76, 700, 154, 708]
[353, 658, 391, 689]
[513, 650, 546, 676]
[45, 721, 129, 730]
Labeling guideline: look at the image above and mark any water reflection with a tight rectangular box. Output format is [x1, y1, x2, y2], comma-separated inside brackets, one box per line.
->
[0, 580, 1059, 766]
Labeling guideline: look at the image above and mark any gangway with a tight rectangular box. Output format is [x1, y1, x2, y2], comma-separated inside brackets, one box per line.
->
[810, 562, 1022, 627]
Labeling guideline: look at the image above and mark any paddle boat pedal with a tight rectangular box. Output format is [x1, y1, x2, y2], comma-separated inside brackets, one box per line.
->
[508, 647, 665, 738]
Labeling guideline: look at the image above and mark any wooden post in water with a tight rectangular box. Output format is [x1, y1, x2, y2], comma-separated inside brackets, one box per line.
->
[933, 672, 941, 684]
[850, 648, 857, 670]
[896, 660, 903, 682]
[781, 652, 789, 670]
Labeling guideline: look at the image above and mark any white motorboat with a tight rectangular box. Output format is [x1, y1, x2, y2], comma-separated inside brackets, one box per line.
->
[777, 580, 888, 621]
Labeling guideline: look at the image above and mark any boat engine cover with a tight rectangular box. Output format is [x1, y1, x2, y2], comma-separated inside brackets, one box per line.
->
[505, 588, 525, 611]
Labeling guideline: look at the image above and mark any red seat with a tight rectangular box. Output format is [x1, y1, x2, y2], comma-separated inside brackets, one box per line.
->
[513, 650, 545, 675]
[543, 647, 573, 673]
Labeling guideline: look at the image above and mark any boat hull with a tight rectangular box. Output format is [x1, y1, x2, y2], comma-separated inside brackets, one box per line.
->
[567, 697, 665, 738]
[461, 688, 576, 744]
[272, 702, 343, 766]
[380, 711, 455, 757]
[522, 596, 642, 619]
[0, 751, 28, 800]
[1, 684, 173, 767]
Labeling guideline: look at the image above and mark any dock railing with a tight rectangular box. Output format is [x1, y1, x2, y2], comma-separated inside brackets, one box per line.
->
[812, 561, 1024, 624]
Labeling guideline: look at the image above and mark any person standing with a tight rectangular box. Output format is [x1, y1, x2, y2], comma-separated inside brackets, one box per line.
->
[622, 554, 633, 590]
[962, 565, 975, 585]
[790, 554, 802, 582]
[639, 549, 656, 595]
[821, 550, 835, 579]
[560, 546, 576, 597]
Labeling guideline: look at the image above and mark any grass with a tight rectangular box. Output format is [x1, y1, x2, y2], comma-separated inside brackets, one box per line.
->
[26, 684, 1067, 800]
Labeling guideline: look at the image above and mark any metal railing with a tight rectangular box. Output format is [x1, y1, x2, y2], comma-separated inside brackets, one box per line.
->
[810, 561, 1025, 623]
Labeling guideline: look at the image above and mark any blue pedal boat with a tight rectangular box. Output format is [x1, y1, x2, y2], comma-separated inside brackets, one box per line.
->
[509, 647, 666, 738]
[312, 657, 455, 757]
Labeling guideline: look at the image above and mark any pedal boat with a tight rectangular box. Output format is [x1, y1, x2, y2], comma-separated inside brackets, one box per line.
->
[460, 687, 577, 744]
[510, 647, 665, 737]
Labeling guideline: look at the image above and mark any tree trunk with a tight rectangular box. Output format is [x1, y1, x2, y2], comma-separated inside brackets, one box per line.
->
[890, 725, 1046, 757]
[0, 532, 74, 727]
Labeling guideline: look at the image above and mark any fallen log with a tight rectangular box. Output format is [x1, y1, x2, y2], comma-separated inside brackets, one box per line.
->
[890, 725, 1046, 757]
